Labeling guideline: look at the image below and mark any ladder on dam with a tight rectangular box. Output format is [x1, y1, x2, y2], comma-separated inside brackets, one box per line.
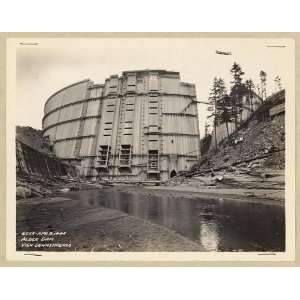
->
[119, 144, 132, 167]
[116, 97, 133, 169]
[147, 150, 159, 173]
[97, 145, 111, 171]
[116, 97, 125, 154]
[74, 97, 89, 157]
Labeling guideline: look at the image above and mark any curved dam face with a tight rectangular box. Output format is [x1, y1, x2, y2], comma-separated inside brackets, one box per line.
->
[42, 70, 201, 182]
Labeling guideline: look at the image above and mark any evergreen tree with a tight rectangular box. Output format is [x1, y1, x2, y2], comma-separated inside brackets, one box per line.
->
[274, 76, 282, 92]
[204, 121, 210, 137]
[207, 77, 219, 149]
[217, 93, 232, 140]
[230, 62, 245, 133]
[259, 70, 267, 100]
[245, 79, 255, 113]
[207, 77, 227, 149]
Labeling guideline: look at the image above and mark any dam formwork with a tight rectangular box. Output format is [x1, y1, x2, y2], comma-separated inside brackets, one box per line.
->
[42, 70, 200, 182]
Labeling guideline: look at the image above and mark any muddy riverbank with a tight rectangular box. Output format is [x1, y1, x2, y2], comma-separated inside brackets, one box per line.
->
[16, 190, 204, 252]
[16, 185, 285, 252]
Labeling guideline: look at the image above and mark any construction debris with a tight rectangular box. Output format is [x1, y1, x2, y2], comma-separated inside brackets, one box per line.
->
[16, 172, 103, 200]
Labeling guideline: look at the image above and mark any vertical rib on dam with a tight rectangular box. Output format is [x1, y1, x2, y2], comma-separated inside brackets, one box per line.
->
[42, 70, 200, 182]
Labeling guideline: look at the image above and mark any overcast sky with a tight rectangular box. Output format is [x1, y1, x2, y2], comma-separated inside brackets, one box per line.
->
[16, 38, 292, 136]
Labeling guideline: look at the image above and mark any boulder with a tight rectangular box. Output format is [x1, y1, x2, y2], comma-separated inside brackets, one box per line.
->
[16, 186, 31, 199]
[216, 175, 224, 182]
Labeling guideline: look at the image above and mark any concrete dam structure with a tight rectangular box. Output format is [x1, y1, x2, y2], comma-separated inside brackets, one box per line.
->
[42, 70, 200, 182]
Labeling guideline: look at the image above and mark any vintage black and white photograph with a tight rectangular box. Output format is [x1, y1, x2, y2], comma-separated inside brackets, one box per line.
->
[7, 37, 295, 259]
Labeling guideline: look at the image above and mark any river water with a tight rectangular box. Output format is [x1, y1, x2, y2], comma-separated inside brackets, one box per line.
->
[66, 187, 285, 252]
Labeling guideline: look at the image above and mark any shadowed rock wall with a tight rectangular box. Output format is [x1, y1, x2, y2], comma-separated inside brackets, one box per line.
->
[16, 140, 70, 177]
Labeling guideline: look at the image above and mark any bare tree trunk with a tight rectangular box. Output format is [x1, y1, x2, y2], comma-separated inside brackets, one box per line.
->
[225, 121, 229, 139]
[214, 121, 217, 150]
[233, 103, 238, 136]
[214, 96, 218, 150]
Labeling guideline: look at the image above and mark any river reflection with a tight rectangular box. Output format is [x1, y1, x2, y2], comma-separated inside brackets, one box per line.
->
[67, 188, 285, 252]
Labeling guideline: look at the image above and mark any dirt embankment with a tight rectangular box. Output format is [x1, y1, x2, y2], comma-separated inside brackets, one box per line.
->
[16, 193, 204, 252]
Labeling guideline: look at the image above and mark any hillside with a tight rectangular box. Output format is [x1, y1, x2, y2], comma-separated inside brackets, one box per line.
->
[194, 113, 285, 173]
[16, 126, 52, 154]
[166, 91, 286, 201]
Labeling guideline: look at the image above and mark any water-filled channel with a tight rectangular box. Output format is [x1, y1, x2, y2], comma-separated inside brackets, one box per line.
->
[66, 188, 285, 252]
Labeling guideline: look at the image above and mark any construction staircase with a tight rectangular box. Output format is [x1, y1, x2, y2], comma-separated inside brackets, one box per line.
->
[119, 144, 132, 167]
[147, 150, 159, 173]
[116, 97, 125, 161]
[86, 97, 103, 177]
[117, 95, 133, 170]
[74, 93, 90, 157]
[97, 145, 111, 172]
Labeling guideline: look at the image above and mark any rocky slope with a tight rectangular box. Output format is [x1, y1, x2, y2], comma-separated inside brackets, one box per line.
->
[167, 111, 285, 201]
[193, 113, 285, 174]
